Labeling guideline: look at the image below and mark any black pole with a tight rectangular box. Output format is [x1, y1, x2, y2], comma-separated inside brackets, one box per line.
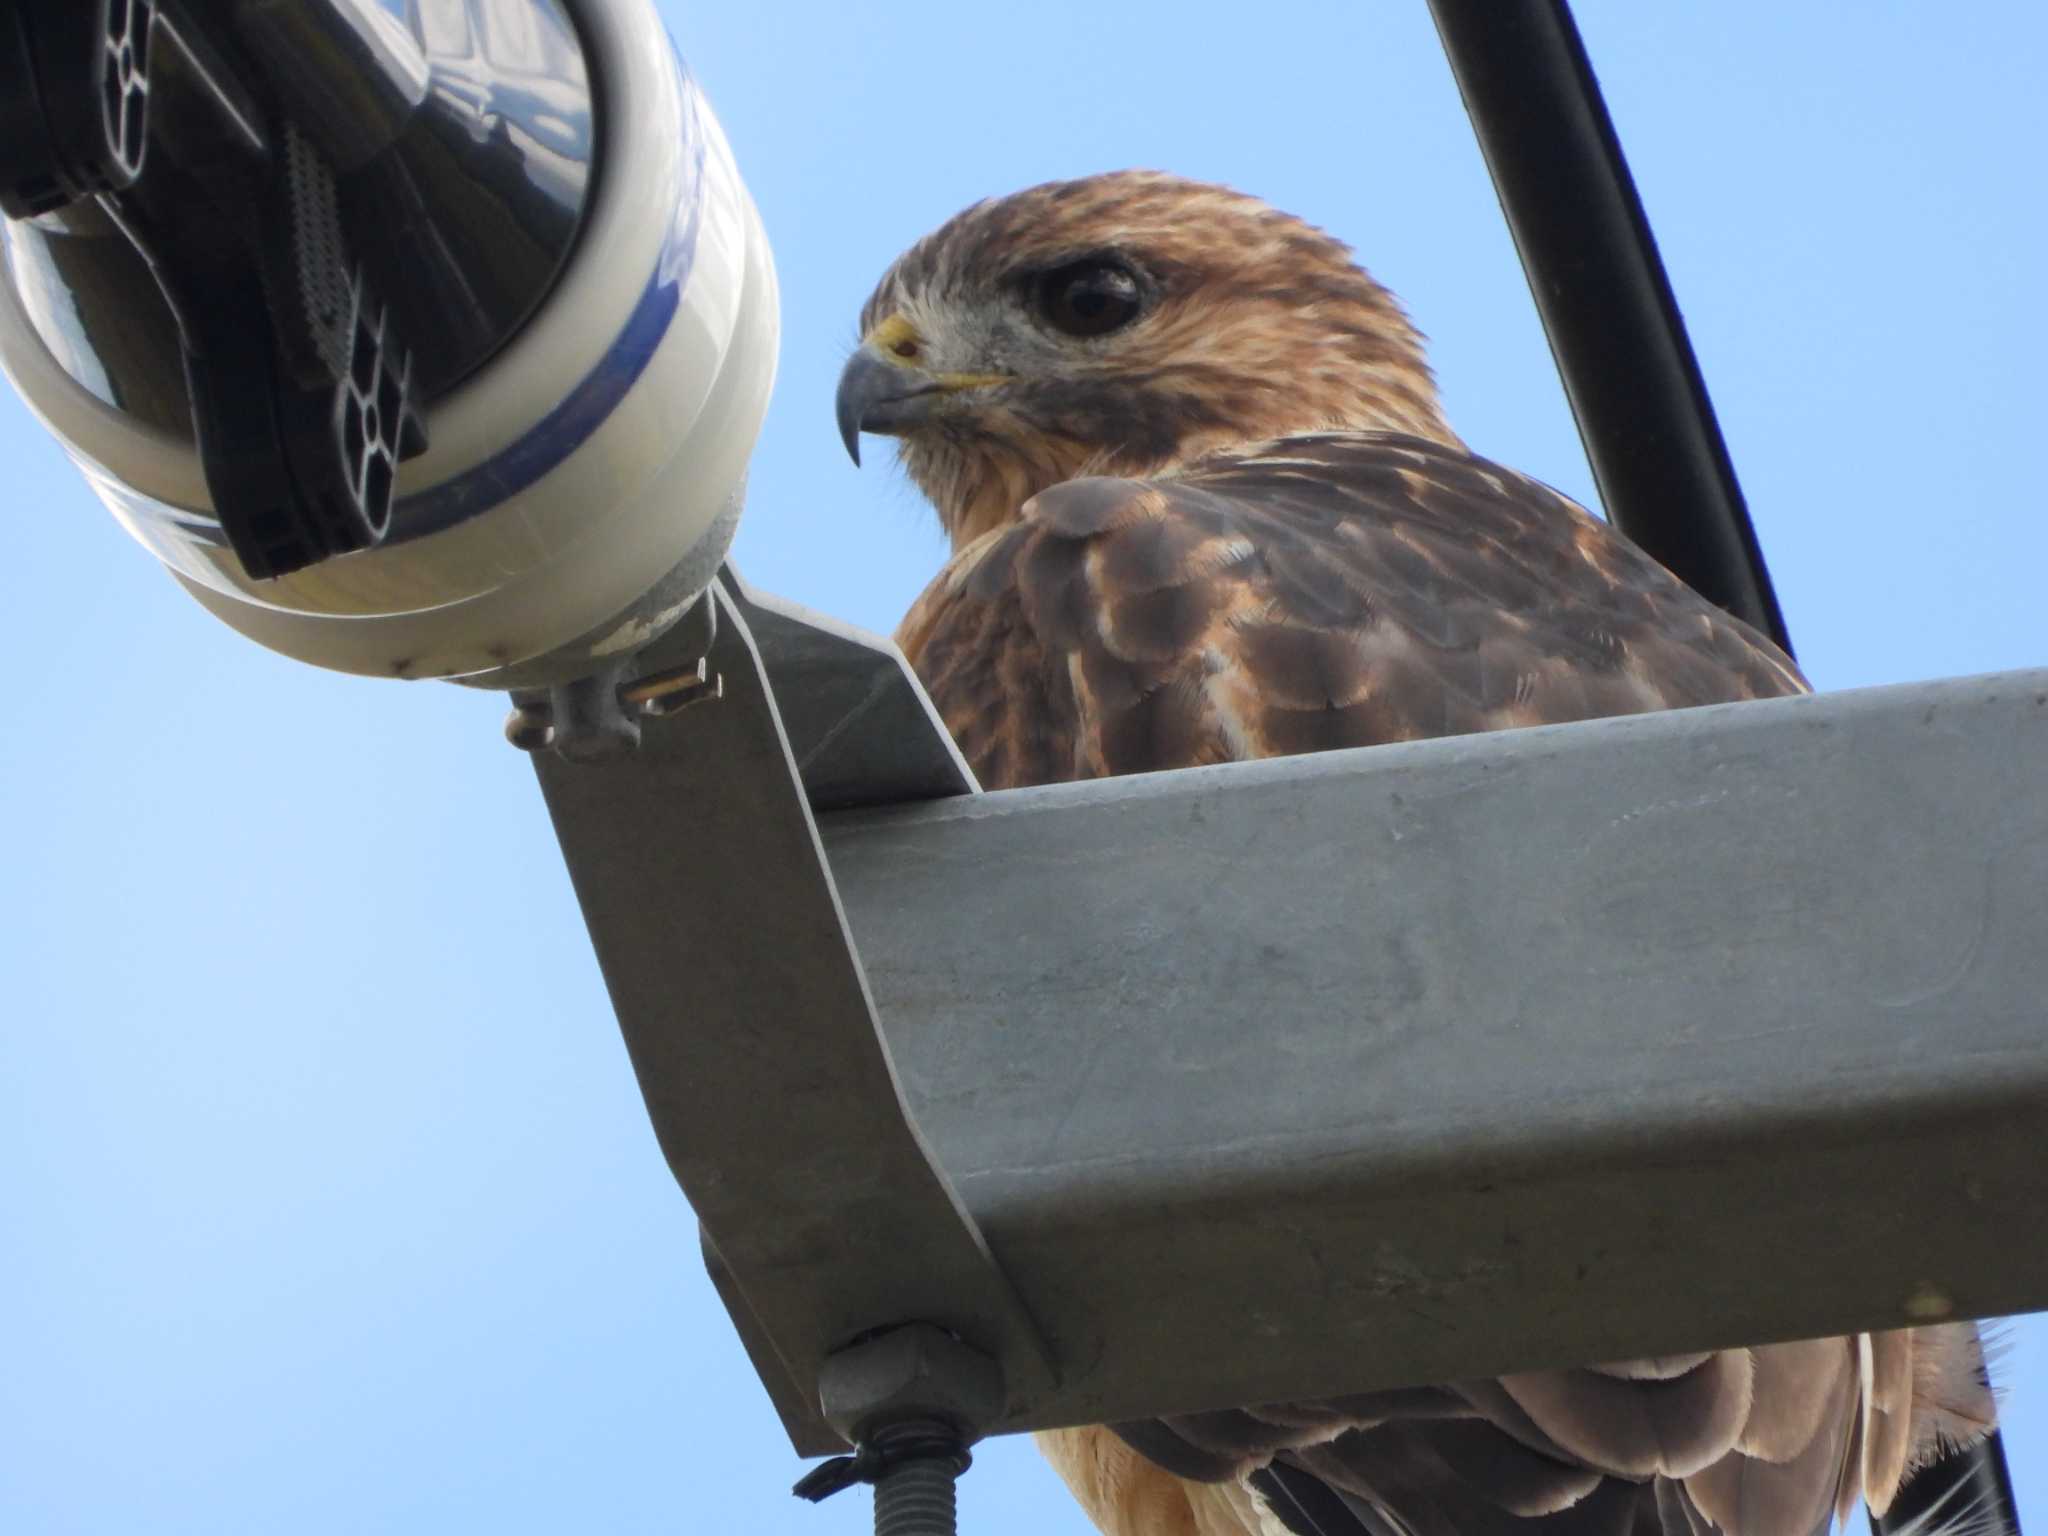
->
[1425, 0, 1792, 655]
[1873, 1429, 2020, 1536]
[1425, 2, 2019, 1527]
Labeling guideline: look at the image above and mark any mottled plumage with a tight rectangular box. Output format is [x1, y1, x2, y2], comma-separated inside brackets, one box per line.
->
[836, 171, 1997, 1536]
[897, 433, 1804, 790]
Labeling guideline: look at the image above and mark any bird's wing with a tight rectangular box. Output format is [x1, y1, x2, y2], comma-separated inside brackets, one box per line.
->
[1095, 1323, 1993, 1536]
[898, 432, 1805, 791]
[894, 431, 1996, 1535]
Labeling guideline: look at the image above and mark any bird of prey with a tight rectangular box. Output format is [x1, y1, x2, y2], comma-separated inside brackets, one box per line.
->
[833, 171, 1997, 1536]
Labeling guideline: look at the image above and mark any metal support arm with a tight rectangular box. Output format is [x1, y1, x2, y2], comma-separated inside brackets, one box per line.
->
[536, 579, 2048, 1448]
[827, 664, 2048, 1431]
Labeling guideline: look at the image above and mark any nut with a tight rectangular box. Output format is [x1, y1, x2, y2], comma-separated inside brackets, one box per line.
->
[504, 701, 554, 752]
[816, 1324, 1005, 1442]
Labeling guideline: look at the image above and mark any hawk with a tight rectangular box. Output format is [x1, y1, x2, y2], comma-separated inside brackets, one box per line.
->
[833, 171, 1997, 1536]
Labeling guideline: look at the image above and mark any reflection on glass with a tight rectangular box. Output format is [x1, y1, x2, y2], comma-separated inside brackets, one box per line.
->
[3, 0, 596, 440]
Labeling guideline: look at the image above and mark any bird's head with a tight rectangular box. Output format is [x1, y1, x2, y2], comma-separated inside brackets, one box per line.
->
[837, 170, 1460, 546]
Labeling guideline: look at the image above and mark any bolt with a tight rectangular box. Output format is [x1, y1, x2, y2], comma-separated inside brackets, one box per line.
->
[504, 700, 554, 752]
[870, 1420, 969, 1536]
[816, 1324, 1004, 1443]
[502, 639, 720, 758]
[622, 657, 722, 717]
[793, 1326, 1004, 1536]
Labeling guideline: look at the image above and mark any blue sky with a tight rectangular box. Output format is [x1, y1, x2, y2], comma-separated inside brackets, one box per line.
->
[3, 2, 2043, 1531]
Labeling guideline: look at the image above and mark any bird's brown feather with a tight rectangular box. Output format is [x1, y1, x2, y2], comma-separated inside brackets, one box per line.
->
[899, 433, 1803, 790]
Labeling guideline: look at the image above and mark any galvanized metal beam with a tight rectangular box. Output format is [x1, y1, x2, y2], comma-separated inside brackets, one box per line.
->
[823, 666, 2048, 1432]
[719, 566, 977, 813]
[539, 573, 2046, 1449]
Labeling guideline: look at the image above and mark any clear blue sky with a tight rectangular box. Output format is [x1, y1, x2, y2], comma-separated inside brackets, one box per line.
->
[3, 2, 2043, 1531]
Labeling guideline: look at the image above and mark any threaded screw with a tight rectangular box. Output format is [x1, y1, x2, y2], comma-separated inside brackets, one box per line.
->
[868, 1420, 969, 1536]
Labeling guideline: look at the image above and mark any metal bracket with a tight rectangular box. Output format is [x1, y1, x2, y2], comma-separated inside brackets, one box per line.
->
[530, 567, 1054, 1456]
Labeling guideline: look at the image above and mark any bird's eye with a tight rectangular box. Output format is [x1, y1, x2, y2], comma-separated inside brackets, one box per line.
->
[1036, 260, 1145, 338]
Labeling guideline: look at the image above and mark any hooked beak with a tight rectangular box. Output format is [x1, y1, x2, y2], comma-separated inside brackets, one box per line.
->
[835, 331, 1008, 466]
[835, 349, 943, 467]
